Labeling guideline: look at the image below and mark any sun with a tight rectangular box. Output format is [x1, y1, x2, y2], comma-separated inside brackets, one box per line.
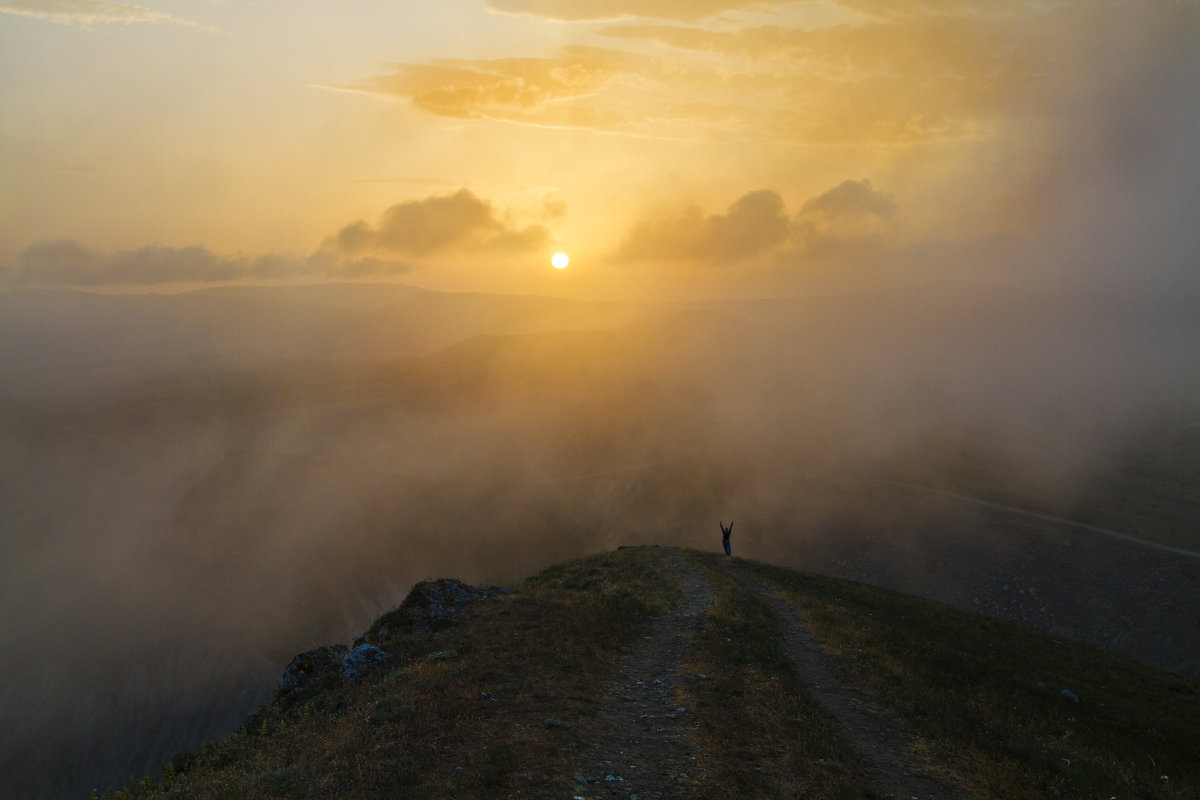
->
[551, 252, 569, 270]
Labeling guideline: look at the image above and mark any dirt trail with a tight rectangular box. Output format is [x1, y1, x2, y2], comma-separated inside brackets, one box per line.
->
[565, 550, 714, 799]
[723, 559, 973, 800]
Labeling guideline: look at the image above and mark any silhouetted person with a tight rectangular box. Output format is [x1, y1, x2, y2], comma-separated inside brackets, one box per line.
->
[720, 521, 733, 556]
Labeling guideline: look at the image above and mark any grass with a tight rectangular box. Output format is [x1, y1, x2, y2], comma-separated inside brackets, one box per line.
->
[676, 552, 866, 799]
[96, 547, 1200, 800]
[98, 547, 686, 800]
[740, 558, 1200, 800]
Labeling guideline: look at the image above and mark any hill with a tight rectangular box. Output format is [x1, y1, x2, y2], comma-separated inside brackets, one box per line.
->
[99, 547, 1199, 799]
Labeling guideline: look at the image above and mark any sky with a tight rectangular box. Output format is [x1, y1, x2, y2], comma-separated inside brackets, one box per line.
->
[0, 0, 1197, 300]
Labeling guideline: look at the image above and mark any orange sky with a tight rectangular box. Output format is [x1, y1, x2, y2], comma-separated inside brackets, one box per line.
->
[1, 0, 1196, 299]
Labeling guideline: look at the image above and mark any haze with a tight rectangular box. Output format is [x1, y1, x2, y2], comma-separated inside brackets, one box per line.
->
[2, 1, 1199, 797]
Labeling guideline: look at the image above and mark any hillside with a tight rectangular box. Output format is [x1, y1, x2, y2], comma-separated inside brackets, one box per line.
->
[100, 547, 1199, 800]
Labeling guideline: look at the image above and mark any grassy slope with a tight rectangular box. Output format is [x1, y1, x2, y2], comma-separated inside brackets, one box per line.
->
[738, 557, 1200, 799]
[102, 548, 1199, 800]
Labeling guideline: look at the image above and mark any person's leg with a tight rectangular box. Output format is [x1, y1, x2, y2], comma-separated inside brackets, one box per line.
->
[723, 541, 731, 556]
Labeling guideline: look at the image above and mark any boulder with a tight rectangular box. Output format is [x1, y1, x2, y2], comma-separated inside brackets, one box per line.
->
[402, 579, 487, 634]
[360, 579, 507, 642]
[278, 645, 348, 695]
[342, 644, 391, 680]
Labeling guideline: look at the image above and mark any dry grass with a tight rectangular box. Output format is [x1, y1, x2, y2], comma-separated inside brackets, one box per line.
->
[99, 547, 1200, 799]
[742, 558, 1200, 800]
[99, 547, 685, 800]
[676, 553, 866, 799]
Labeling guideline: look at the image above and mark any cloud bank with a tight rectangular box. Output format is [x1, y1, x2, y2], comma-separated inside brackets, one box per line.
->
[485, 0, 757, 22]
[612, 180, 897, 266]
[4, 240, 413, 287]
[3, 189, 553, 287]
[326, 189, 551, 258]
[349, 47, 646, 131]
[0, 0, 213, 29]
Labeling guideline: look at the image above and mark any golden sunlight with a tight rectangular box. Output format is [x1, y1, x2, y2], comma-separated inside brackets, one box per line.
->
[552, 252, 569, 270]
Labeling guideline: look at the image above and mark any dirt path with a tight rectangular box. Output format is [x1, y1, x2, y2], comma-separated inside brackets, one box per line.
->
[723, 559, 973, 800]
[565, 550, 715, 799]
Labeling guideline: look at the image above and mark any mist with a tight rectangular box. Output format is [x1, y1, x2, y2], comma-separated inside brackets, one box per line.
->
[3, 270, 1198, 798]
[4, 7, 1200, 799]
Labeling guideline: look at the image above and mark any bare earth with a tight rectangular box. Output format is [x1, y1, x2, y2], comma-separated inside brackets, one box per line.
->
[564, 551, 714, 798]
[565, 550, 975, 799]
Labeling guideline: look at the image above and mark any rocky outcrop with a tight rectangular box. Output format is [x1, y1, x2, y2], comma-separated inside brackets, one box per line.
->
[276, 579, 507, 700]
[341, 645, 390, 681]
[356, 578, 508, 645]
[278, 645, 348, 698]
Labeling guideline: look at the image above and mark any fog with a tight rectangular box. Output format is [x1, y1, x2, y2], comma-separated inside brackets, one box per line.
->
[3, 272, 1199, 797]
[4, 10, 1200, 798]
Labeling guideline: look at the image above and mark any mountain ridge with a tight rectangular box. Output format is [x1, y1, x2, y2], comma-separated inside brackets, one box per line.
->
[99, 547, 1199, 799]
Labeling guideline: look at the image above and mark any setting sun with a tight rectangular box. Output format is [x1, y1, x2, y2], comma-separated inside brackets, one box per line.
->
[552, 252, 569, 270]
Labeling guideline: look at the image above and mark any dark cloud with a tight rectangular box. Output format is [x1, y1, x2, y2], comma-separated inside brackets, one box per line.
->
[10, 241, 233, 286]
[3, 189, 545, 287]
[613, 189, 790, 265]
[801, 179, 897, 220]
[612, 183, 898, 266]
[326, 189, 551, 258]
[4, 242, 412, 288]
[11, 239, 103, 284]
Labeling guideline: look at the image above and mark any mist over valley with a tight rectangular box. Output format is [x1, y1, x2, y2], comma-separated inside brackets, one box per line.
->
[2, 280, 1199, 798]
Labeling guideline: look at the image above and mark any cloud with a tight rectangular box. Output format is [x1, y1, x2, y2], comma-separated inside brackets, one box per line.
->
[602, 17, 1042, 82]
[801, 179, 896, 220]
[348, 47, 646, 131]
[0, 0, 215, 29]
[325, 189, 551, 258]
[4, 241, 412, 287]
[541, 195, 568, 220]
[790, 180, 897, 258]
[485, 0, 762, 22]
[600, 15, 1048, 144]
[612, 189, 790, 265]
[612, 181, 898, 266]
[359, 9, 1060, 146]
[824, 0, 1036, 21]
[3, 190, 546, 287]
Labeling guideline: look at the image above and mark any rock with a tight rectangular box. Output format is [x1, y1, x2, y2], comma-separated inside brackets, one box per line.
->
[362, 578, 504, 642]
[543, 718, 571, 729]
[401, 578, 492, 633]
[278, 645, 348, 695]
[342, 645, 391, 680]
